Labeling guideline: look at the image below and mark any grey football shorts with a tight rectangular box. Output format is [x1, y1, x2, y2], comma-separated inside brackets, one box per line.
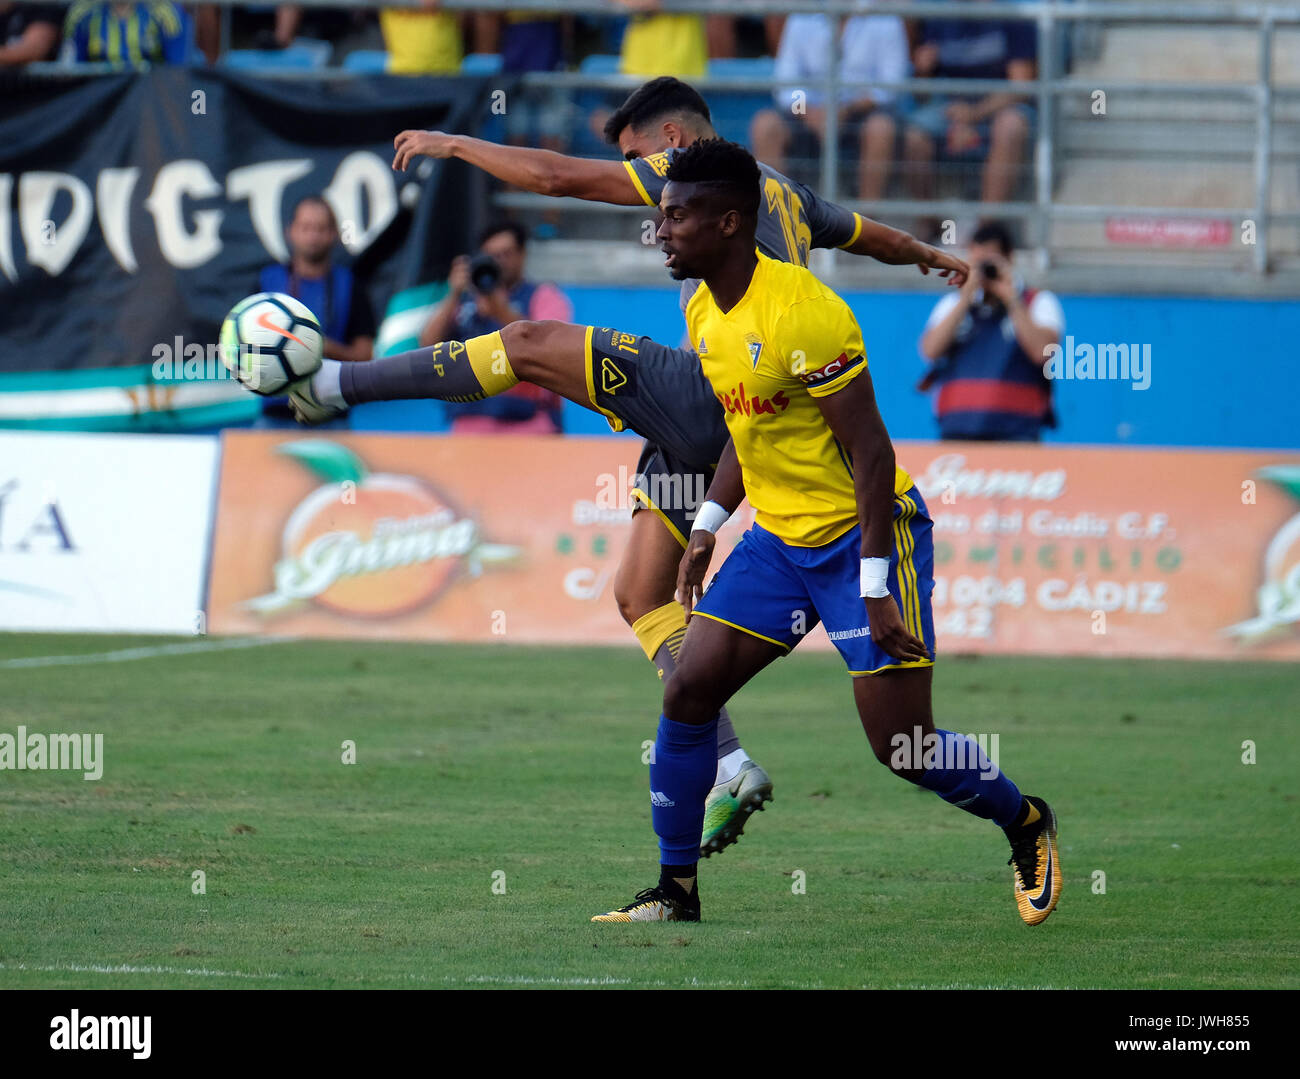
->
[583, 326, 729, 547]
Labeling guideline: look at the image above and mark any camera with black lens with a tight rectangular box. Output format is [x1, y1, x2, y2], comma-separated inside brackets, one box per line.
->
[469, 253, 502, 295]
[980, 260, 1000, 281]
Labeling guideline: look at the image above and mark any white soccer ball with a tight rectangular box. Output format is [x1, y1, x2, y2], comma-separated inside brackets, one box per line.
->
[220, 292, 324, 396]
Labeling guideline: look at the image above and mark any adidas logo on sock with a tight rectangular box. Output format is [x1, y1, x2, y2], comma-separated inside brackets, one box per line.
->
[650, 790, 676, 807]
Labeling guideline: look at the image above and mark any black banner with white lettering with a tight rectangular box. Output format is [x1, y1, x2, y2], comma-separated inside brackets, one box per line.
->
[0, 66, 499, 428]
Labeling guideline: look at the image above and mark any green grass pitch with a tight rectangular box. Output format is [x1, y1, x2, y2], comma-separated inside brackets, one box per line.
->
[0, 632, 1296, 989]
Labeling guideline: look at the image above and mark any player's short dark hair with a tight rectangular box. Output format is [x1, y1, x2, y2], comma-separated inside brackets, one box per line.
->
[478, 220, 527, 251]
[603, 76, 712, 145]
[971, 220, 1015, 256]
[290, 194, 336, 229]
[664, 138, 761, 220]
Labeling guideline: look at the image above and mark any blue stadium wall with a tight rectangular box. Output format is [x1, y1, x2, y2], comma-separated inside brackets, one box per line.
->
[352, 288, 1299, 450]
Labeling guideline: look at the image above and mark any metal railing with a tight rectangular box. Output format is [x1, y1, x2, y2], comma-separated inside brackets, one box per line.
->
[19, 1, 1300, 280]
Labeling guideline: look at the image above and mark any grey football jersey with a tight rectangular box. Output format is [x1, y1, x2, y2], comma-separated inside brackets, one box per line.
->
[624, 147, 863, 310]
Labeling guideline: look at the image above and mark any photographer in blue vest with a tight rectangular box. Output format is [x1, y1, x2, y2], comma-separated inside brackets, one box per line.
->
[255, 195, 375, 428]
[419, 221, 571, 434]
[918, 221, 1063, 441]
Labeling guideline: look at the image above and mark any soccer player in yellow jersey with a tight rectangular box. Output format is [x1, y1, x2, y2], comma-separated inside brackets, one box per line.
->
[295, 78, 968, 861]
[592, 140, 1061, 927]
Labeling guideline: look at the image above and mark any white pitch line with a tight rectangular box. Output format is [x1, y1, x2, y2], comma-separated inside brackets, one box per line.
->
[0, 961, 283, 981]
[0, 637, 295, 670]
[449, 974, 758, 988]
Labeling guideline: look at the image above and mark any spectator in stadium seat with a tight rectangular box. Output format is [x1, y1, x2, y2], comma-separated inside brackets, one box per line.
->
[380, 1, 462, 75]
[750, 12, 909, 202]
[617, 0, 706, 79]
[228, 4, 301, 51]
[190, 4, 218, 64]
[903, 2, 1036, 219]
[918, 221, 1063, 442]
[474, 10, 570, 152]
[0, 3, 60, 66]
[254, 195, 375, 429]
[418, 222, 572, 435]
[63, 2, 192, 65]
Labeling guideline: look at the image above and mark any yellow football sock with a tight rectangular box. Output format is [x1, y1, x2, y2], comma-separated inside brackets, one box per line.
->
[463, 330, 519, 395]
[631, 601, 689, 674]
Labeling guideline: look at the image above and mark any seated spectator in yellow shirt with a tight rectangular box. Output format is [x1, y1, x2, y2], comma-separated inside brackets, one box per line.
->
[381, 2, 462, 75]
[618, 1, 705, 79]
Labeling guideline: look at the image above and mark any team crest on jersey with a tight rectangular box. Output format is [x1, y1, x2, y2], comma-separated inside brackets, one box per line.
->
[746, 335, 764, 370]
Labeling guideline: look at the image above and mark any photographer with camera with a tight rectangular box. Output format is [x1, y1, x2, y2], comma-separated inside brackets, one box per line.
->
[917, 221, 1063, 442]
[419, 221, 572, 433]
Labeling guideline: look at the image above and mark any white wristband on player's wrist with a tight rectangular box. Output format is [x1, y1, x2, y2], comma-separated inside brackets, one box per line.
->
[860, 557, 890, 598]
[691, 500, 731, 535]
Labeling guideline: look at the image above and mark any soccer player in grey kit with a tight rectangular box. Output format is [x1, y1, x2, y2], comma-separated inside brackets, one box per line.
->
[289, 78, 969, 859]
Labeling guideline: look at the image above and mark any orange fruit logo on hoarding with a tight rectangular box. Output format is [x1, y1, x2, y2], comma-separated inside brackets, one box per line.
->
[243, 440, 519, 620]
[1226, 465, 1300, 643]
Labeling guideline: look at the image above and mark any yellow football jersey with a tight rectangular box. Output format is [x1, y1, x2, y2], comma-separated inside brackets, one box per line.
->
[381, 9, 462, 75]
[686, 254, 912, 547]
[620, 14, 707, 79]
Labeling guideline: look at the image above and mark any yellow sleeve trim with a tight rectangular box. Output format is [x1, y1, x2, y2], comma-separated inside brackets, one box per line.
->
[837, 212, 864, 250]
[623, 161, 657, 207]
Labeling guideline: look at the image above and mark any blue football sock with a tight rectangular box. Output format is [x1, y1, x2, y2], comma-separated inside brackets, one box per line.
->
[915, 729, 1023, 828]
[650, 713, 717, 866]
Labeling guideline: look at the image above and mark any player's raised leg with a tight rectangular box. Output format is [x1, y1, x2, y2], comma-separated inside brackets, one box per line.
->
[289, 319, 595, 421]
[615, 499, 773, 857]
[592, 612, 784, 923]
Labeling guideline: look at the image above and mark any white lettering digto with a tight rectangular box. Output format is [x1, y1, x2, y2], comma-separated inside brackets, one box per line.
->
[917, 454, 1067, 503]
[20, 172, 93, 276]
[323, 151, 400, 254]
[0, 152, 397, 279]
[143, 160, 224, 269]
[226, 159, 313, 264]
[96, 167, 141, 272]
[0, 174, 15, 281]
[50, 1010, 150, 1059]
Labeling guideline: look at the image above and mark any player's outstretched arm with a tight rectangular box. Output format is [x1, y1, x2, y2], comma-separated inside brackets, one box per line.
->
[392, 130, 646, 205]
[815, 370, 929, 663]
[676, 438, 744, 618]
[844, 218, 970, 286]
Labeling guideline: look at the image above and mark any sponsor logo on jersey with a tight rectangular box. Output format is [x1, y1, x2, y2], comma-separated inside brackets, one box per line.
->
[643, 151, 672, 178]
[797, 352, 863, 386]
[600, 355, 635, 396]
[716, 380, 791, 418]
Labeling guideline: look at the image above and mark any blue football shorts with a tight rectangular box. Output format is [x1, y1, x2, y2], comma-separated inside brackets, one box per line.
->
[693, 485, 937, 676]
